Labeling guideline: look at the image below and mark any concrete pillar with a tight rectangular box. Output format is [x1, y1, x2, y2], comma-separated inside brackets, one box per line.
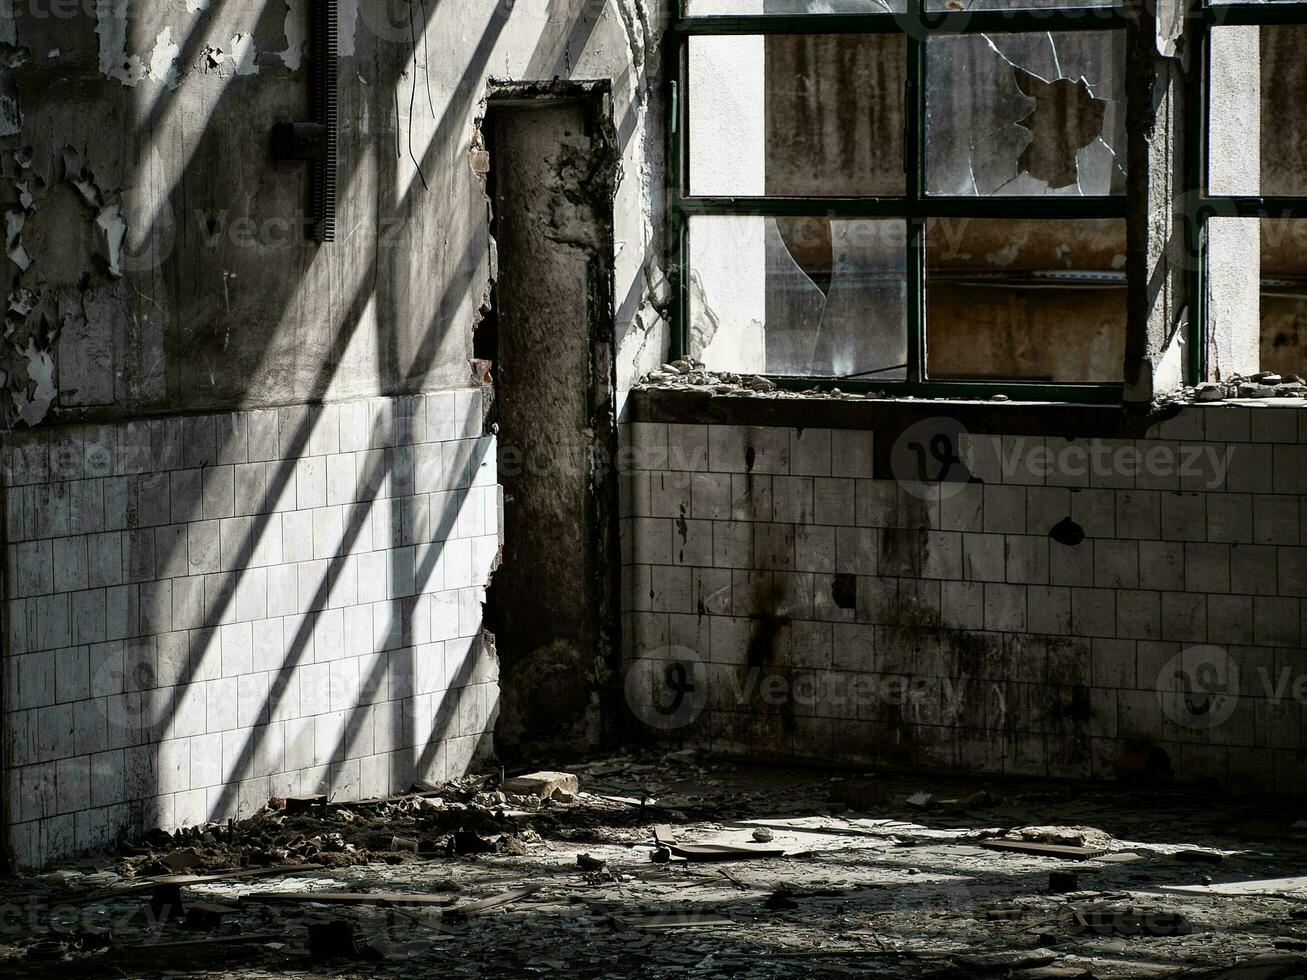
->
[1206, 26, 1262, 381]
[688, 28, 767, 372]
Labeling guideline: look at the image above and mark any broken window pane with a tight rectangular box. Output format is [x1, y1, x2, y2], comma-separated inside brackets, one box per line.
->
[926, 0, 1122, 9]
[926, 217, 1126, 381]
[688, 215, 908, 378]
[1208, 26, 1307, 197]
[925, 31, 1126, 196]
[685, 0, 906, 14]
[689, 34, 907, 197]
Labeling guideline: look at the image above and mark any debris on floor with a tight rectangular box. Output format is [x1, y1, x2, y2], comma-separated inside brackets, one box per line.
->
[2, 751, 1307, 977]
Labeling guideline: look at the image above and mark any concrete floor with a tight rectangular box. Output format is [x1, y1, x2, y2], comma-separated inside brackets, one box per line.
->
[3, 753, 1307, 978]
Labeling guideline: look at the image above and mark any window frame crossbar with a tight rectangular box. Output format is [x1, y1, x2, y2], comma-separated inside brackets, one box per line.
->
[669, 0, 1132, 401]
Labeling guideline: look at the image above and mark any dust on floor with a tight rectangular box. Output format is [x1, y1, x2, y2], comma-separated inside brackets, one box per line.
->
[3, 752, 1307, 979]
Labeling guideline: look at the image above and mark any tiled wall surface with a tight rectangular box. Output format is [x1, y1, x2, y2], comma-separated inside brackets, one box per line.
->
[621, 403, 1307, 793]
[3, 391, 501, 867]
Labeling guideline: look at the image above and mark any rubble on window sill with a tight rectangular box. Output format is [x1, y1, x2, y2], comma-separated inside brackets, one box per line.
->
[636, 358, 988, 401]
[1180, 372, 1307, 404]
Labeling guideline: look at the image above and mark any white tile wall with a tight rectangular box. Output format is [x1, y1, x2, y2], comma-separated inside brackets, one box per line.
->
[3, 391, 501, 867]
[621, 403, 1307, 795]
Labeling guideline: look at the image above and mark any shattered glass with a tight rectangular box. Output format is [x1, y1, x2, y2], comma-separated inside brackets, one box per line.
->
[688, 215, 907, 378]
[925, 217, 1126, 380]
[688, 34, 907, 197]
[925, 31, 1126, 196]
[686, 1, 907, 13]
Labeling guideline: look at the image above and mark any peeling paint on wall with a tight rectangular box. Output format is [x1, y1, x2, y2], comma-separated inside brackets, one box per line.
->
[96, 0, 141, 86]
[5, 209, 29, 270]
[62, 145, 130, 278]
[148, 27, 180, 88]
[0, 0, 24, 136]
[12, 335, 55, 425]
[230, 33, 258, 76]
[339, 0, 358, 58]
[280, 0, 306, 71]
[0, 75, 21, 137]
[95, 203, 127, 277]
[95, 2, 182, 88]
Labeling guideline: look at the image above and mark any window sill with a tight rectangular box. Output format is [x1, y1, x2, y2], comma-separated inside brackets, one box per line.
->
[624, 383, 1163, 438]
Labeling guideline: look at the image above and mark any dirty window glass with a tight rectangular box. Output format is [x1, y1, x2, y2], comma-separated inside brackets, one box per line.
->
[925, 0, 1122, 8]
[685, 0, 907, 13]
[689, 215, 908, 378]
[1208, 217, 1307, 375]
[689, 34, 907, 197]
[1208, 25, 1307, 197]
[925, 31, 1126, 196]
[926, 217, 1126, 380]
[1259, 218, 1307, 372]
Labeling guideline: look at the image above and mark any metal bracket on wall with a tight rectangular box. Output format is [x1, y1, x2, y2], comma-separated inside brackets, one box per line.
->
[270, 0, 337, 242]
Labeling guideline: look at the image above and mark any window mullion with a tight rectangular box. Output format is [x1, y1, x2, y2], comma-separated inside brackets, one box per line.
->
[907, 6, 926, 384]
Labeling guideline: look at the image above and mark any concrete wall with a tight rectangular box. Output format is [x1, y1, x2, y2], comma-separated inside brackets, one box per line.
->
[621, 400, 1307, 794]
[3, 391, 499, 867]
[0, 0, 670, 866]
[0, 0, 668, 422]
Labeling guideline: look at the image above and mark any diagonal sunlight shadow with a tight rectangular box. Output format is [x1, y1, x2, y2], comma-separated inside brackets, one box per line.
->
[173, 0, 621, 821]
[130, 0, 278, 245]
[197, 236, 488, 819]
[137, 0, 493, 820]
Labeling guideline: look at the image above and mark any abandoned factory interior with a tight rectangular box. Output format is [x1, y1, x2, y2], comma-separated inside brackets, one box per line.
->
[0, 0, 1306, 976]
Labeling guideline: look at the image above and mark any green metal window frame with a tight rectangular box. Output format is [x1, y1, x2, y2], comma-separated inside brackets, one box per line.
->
[667, 0, 1131, 404]
[1189, 0, 1307, 382]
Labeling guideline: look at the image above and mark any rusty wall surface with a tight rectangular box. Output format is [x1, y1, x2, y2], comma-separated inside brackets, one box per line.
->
[0, 0, 669, 426]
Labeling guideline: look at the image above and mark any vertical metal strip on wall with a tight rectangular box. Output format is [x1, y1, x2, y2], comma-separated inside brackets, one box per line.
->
[312, 0, 339, 243]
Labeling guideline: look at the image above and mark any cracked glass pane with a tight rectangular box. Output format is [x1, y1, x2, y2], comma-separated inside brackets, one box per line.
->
[926, 217, 1126, 381]
[689, 215, 907, 378]
[689, 34, 906, 197]
[1208, 26, 1307, 197]
[925, 31, 1126, 196]
[926, 0, 1121, 9]
[686, 1, 906, 13]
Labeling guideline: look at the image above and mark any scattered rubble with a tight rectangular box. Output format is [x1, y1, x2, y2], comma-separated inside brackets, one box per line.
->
[1181, 372, 1307, 403]
[0, 753, 1305, 977]
[640, 359, 1307, 410]
[637, 357, 878, 401]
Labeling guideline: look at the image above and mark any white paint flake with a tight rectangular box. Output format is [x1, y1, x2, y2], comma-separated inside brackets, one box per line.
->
[13, 336, 55, 425]
[95, 203, 127, 277]
[230, 33, 258, 75]
[281, 0, 307, 71]
[148, 27, 180, 88]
